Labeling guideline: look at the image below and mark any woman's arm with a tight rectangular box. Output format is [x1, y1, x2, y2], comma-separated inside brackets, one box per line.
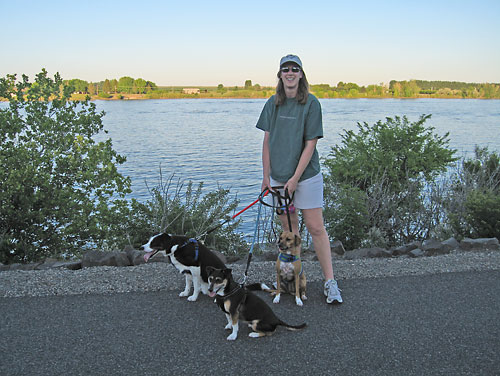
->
[261, 131, 271, 192]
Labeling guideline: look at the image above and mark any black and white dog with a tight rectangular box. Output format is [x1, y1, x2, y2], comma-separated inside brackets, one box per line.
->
[141, 233, 226, 301]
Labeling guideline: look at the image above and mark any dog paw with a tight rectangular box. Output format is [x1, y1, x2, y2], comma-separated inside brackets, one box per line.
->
[179, 291, 189, 297]
[227, 333, 237, 341]
[302, 295, 307, 300]
[187, 295, 198, 302]
[224, 323, 232, 330]
[273, 294, 281, 304]
[295, 297, 303, 306]
[248, 332, 261, 338]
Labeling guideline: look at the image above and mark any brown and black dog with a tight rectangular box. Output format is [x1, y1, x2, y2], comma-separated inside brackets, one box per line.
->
[272, 231, 307, 306]
[207, 266, 306, 340]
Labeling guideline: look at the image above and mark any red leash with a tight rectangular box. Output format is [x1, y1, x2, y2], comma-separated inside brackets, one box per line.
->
[204, 188, 270, 235]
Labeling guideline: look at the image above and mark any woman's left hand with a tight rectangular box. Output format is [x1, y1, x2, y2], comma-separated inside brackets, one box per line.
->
[284, 176, 299, 197]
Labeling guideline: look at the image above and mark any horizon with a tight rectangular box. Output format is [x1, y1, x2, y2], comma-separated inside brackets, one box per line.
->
[2, 0, 500, 87]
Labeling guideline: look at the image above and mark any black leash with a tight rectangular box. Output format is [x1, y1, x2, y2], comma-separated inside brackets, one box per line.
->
[258, 186, 295, 232]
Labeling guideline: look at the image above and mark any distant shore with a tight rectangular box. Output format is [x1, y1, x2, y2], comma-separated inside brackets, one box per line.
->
[67, 93, 499, 101]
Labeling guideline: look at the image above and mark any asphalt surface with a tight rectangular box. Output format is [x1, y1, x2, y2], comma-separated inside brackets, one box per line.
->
[1, 270, 499, 376]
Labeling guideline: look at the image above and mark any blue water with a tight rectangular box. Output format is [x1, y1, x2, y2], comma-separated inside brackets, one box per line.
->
[93, 98, 499, 234]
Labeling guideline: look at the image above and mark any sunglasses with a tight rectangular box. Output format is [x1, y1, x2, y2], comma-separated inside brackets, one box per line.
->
[280, 66, 301, 73]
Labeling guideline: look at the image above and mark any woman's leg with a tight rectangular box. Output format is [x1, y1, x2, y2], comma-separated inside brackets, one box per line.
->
[302, 208, 334, 280]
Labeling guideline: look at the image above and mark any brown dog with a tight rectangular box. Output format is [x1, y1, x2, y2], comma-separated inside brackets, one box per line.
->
[273, 231, 307, 306]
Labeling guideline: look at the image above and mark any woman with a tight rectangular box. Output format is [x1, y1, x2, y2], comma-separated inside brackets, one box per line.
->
[256, 54, 342, 304]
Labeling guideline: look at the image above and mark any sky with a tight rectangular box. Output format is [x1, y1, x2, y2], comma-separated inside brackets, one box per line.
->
[1, 0, 499, 87]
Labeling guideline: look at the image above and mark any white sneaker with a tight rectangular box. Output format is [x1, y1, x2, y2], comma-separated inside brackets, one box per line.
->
[324, 279, 343, 304]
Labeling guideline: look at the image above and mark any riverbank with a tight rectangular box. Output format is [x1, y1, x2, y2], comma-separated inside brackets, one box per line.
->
[67, 93, 500, 101]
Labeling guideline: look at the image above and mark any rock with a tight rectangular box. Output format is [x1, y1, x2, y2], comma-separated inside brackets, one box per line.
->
[331, 240, 345, 256]
[57, 261, 82, 270]
[391, 241, 422, 256]
[422, 239, 452, 256]
[441, 237, 460, 252]
[409, 248, 425, 258]
[460, 238, 500, 251]
[125, 247, 147, 266]
[344, 247, 392, 260]
[82, 250, 131, 268]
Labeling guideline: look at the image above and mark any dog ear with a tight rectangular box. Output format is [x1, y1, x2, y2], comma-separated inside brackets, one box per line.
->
[223, 268, 232, 276]
[294, 234, 302, 247]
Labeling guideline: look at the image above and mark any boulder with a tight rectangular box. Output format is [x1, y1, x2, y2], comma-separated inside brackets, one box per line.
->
[422, 239, 451, 256]
[330, 240, 345, 256]
[345, 247, 392, 260]
[441, 237, 460, 252]
[82, 250, 131, 268]
[409, 248, 425, 258]
[460, 238, 500, 251]
[391, 241, 422, 256]
[124, 246, 147, 266]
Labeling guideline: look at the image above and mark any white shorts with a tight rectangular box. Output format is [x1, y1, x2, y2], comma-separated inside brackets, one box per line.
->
[269, 173, 324, 210]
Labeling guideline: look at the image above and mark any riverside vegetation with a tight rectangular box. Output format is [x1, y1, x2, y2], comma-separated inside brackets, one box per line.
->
[60, 76, 500, 100]
[1, 70, 499, 264]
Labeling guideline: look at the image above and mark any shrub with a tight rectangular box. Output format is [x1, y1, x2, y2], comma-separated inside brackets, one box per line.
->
[464, 190, 500, 238]
[123, 171, 249, 256]
[0, 70, 131, 263]
[446, 147, 500, 239]
[323, 184, 370, 250]
[323, 115, 457, 247]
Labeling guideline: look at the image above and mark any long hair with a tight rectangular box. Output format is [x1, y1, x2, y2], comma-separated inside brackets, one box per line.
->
[274, 69, 309, 106]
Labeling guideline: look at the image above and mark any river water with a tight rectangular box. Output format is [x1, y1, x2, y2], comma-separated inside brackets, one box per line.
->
[92, 98, 499, 234]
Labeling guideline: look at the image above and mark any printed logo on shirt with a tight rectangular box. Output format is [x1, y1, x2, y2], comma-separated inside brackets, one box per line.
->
[279, 115, 296, 120]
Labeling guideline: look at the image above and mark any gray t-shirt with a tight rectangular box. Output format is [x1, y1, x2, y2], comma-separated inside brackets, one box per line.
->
[256, 93, 323, 182]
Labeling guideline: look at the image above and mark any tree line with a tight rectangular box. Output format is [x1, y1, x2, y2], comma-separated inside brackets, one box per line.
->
[63, 76, 500, 100]
[65, 77, 157, 98]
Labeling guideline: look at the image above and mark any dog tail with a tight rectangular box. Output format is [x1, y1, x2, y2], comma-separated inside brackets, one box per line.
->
[245, 283, 273, 292]
[279, 320, 307, 331]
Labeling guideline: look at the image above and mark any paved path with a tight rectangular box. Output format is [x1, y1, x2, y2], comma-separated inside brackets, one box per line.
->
[1, 270, 499, 375]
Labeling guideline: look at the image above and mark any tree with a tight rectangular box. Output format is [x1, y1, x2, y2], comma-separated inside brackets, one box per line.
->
[244, 80, 252, 89]
[133, 78, 147, 94]
[88, 82, 96, 95]
[110, 79, 118, 93]
[65, 78, 88, 93]
[118, 76, 134, 93]
[103, 79, 111, 93]
[0, 70, 131, 263]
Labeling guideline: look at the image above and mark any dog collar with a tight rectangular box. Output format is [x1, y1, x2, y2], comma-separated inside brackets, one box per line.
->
[278, 252, 299, 263]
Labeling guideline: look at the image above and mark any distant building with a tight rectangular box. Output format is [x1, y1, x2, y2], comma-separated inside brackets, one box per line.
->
[182, 88, 200, 94]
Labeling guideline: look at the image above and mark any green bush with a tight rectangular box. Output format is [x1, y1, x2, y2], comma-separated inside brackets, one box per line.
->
[323, 185, 370, 250]
[446, 147, 500, 239]
[0, 70, 131, 263]
[464, 190, 500, 238]
[123, 172, 249, 256]
[323, 115, 457, 247]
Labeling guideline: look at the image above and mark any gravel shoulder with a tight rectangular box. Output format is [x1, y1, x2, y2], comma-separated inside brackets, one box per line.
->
[1, 250, 499, 298]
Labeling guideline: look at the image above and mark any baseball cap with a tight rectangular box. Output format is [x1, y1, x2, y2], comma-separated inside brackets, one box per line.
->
[279, 54, 303, 69]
